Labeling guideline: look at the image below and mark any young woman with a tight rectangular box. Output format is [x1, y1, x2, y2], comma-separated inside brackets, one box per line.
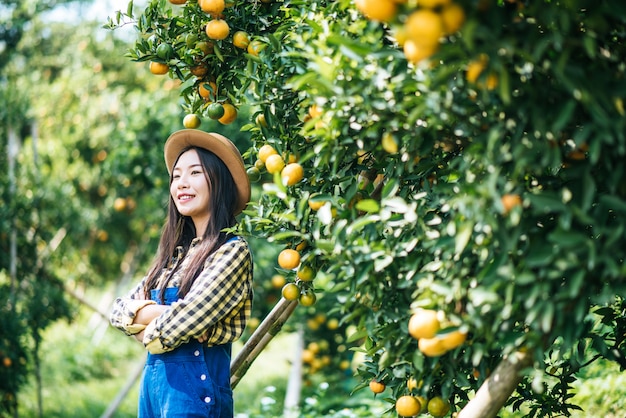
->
[109, 129, 252, 418]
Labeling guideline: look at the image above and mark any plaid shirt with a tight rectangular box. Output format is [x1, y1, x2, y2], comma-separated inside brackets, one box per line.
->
[109, 237, 253, 354]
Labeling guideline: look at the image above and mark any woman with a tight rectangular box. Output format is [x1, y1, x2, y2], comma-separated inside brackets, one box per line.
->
[109, 129, 252, 418]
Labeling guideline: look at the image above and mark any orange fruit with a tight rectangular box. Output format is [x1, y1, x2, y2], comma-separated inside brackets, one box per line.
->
[233, 31, 250, 49]
[183, 113, 201, 129]
[169, 0, 187, 4]
[258, 144, 278, 163]
[190, 63, 209, 77]
[247, 40, 265, 56]
[113, 197, 127, 212]
[408, 309, 440, 339]
[308, 104, 323, 118]
[501, 193, 522, 214]
[395, 395, 421, 417]
[355, 0, 398, 22]
[198, 80, 217, 100]
[296, 264, 315, 281]
[282, 283, 300, 300]
[405, 9, 444, 48]
[271, 274, 286, 288]
[281, 162, 304, 186]
[218, 103, 237, 124]
[149, 61, 169, 75]
[278, 249, 300, 269]
[206, 102, 225, 120]
[418, 337, 447, 357]
[428, 396, 451, 417]
[466, 54, 488, 83]
[417, 0, 451, 8]
[441, 2, 466, 34]
[265, 154, 285, 174]
[403, 39, 438, 63]
[439, 329, 467, 350]
[299, 289, 317, 306]
[369, 380, 386, 394]
[256, 114, 268, 127]
[199, 0, 225, 15]
[205, 19, 230, 40]
[246, 166, 261, 182]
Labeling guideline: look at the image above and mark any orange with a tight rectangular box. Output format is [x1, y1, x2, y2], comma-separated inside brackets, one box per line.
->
[466, 54, 488, 83]
[271, 274, 286, 289]
[441, 2, 466, 34]
[299, 289, 317, 306]
[417, 0, 451, 8]
[233, 31, 250, 49]
[381, 132, 398, 153]
[199, 0, 225, 15]
[205, 19, 230, 40]
[282, 283, 300, 300]
[190, 63, 209, 77]
[247, 40, 265, 56]
[246, 166, 261, 182]
[308, 195, 327, 211]
[278, 248, 300, 269]
[218, 103, 237, 124]
[501, 193, 522, 214]
[427, 396, 451, 417]
[404, 39, 438, 64]
[418, 337, 447, 357]
[183, 114, 201, 129]
[439, 329, 467, 350]
[258, 144, 278, 163]
[281, 162, 304, 186]
[308, 104, 323, 118]
[265, 154, 285, 174]
[256, 114, 268, 127]
[206, 102, 225, 120]
[198, 80, 217, 100]
[355, 0, 398, 23]
[369, 380, 386, 394]
[405, 9, 444, 47]
[169, 0, 187, 4]
[395, 395, 421, 417]
[408, 309, 440, 339]
[296, 264, 315, 281]
[149, 61, 169, 75]
[113, 197, 127, 212]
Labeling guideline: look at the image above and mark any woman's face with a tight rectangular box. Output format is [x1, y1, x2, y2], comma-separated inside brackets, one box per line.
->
[170, 149, 211, 235]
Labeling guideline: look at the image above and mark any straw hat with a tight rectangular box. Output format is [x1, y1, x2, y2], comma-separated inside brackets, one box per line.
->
[164, 129, 250, 214]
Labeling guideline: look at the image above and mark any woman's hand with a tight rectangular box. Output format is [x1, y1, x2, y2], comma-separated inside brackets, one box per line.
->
[133, 330, 145, 343]
[197, 331, 209, 343]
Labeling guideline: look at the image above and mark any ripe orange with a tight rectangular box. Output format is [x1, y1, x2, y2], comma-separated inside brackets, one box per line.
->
[271, 274, 286, 289]
[113, 197, 127, 212]
[369, 380, 386, 394]
[281, 162, 304, 186]
[466, 54, 488, 83]
[258, 144, 278, 163]
[233, 31, 250, 49]
[299, 289, 317, 306]
[501, 193, 522, 214]
[149, 61, 169, 75]
[282, 283, 300, 300]
[404, 39, 438, 64]
[169, 0, 187, 4]
[405, 9, 444, 48]
[247, 40, 265, 56]
[439, 329, 467, 350]
[296, 264, 315, 281]
[395, 395, 421, 417]
[408, 309, 440, 339]
[265, 154, 285, 174]
[428, 396, 451, 417]
[183, 113, 201, 129]
[199, 0, 225, 15]
[355, 0, 398, 23]
[418, 337, 447, 357]
[198, 80, 217, 100]
[218, 103, 237, 124]
[441, 2, 466, 34]
[278, 249, 300, 269]
[205, 19, 230, 40]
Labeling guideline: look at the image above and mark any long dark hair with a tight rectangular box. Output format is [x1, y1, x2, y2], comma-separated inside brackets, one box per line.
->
[144, 146, 238, 300]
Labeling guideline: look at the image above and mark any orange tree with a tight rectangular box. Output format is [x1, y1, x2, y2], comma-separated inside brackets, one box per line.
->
[108, 0, 626, 416]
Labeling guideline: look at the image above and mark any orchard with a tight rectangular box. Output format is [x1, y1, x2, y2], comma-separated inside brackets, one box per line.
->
[105, 0, 624, 416]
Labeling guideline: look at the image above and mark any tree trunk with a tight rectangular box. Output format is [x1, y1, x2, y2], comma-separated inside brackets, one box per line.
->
[457, 351, 533, 418]
[283, 325, 304, 417]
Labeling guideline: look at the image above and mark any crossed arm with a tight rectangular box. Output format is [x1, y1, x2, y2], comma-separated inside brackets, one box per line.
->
[132, 304, 210, 344]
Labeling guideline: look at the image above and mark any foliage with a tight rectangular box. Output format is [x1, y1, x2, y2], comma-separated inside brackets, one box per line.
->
[107, 0, 626, 415]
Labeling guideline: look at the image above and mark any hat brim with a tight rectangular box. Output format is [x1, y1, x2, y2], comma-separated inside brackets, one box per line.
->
[164, 129, 250, 215]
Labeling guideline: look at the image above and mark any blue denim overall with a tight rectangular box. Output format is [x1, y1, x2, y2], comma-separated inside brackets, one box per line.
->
[138, 287, 233, 418]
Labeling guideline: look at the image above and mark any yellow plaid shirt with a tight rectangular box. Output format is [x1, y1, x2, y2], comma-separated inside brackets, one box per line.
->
[109, 237, 253, 354]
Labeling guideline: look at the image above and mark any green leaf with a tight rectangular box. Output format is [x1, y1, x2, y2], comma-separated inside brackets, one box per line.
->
[356, 199, 380, 213]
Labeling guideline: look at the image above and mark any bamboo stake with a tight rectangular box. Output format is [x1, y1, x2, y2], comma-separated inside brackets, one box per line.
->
[230, 297, 298, 388]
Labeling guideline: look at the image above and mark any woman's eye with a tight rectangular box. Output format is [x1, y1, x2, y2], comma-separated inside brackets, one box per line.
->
[191, 170, 202, 175]
[172, 174, 181, 180]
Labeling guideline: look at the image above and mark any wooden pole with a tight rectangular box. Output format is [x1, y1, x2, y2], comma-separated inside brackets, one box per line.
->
[230, 298, 298, 388]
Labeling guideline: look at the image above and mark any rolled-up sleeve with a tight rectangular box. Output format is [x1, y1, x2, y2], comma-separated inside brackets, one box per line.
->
[109, 278, 157, 336]
[143, 239, 253, 353]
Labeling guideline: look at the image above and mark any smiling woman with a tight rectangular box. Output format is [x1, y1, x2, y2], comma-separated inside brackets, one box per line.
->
[109, 129, 252, 418]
